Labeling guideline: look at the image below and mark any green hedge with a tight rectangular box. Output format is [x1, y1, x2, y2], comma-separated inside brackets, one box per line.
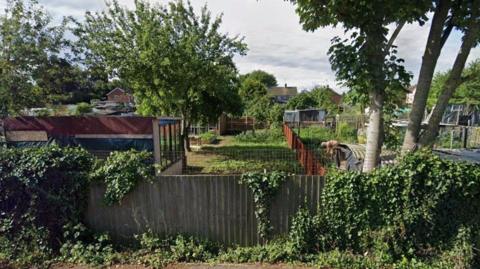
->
[322, 150, 480, 260]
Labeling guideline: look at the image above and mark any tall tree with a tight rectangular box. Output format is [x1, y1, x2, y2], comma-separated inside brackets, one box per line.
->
[288, 0, 430, 172]
[74, 0, 246, 150]
[419, 0, 480, 146]
[286, 92, 316, 110]
[0, 0, 66, 116]
[402, 0, 468, 152]
[240, 70, 277, 88]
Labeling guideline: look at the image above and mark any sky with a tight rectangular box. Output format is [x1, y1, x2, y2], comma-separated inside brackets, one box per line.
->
[2, 0, 479, 93]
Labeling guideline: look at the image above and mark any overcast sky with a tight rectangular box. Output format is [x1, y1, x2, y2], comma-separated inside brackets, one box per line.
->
[2, 0, 479, 93]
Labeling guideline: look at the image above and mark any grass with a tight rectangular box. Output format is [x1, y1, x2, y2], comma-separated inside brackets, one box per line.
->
[186, 128, 305, 174]
[298, 124, 358, 147]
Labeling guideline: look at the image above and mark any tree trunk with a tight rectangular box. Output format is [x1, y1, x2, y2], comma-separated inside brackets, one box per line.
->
[180, 117, 192, 152]
[401, 0, 451, 152]
[419, 7, 480, 147]
[363, 91, 384, 172]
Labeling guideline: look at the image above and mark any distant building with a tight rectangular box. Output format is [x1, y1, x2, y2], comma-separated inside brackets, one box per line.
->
[324, 87, 343, 106]
[106, 88, 134, 104]
[268, 84, 298, 103]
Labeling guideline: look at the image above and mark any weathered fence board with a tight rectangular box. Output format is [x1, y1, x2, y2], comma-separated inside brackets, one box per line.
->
[86, 175, 324, 246]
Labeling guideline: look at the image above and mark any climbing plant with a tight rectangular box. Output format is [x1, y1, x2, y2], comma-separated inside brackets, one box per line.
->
[239, 171, 287, 240]
[92, 150, 154, 205]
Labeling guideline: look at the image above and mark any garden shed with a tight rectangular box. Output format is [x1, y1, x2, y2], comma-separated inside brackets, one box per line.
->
[2, 116, 184, 173]
[283, 109, 328, 124]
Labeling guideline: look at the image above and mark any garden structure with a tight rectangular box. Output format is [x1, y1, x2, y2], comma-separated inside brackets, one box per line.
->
[2, 116, 183, 173]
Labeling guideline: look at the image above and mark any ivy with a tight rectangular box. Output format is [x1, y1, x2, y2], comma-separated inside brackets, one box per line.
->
[321, 150, 480, 258]
[0, 146, 94, 262]
[239, 171, 287, 240]
[92, 150, 155, 206]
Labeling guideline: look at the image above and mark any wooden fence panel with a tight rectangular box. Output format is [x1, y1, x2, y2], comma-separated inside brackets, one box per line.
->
[86, 175, 324, 246]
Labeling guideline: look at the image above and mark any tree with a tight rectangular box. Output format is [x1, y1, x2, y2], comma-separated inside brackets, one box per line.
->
[310, 86, 340, 114]
[427, 59, 480, 109]
[402, 0, 475, 152]
[288, 0, 430, 172]
[286, 92, 317, 110]
[74, 0, 246, 151]
[239, 77, 268, 100]
[419, 1, 480, 147]
[0, 0, 66, 116]
[240, 70, 277, 88]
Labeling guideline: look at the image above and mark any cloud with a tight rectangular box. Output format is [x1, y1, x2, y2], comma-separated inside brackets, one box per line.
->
[5, 0, 480, 92]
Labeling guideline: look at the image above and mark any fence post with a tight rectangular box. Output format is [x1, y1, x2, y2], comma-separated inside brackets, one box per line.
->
[152, 119, 161, 176]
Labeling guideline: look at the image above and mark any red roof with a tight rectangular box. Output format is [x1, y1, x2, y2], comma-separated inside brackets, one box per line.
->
[4, 116, 155, 136]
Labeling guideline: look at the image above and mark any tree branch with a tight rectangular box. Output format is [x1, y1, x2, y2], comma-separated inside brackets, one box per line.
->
[386, 21, 405, 51]
[440, 17, 454, 49]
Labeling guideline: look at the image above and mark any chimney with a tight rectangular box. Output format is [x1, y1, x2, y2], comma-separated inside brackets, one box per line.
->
[284, 83, 287, 88]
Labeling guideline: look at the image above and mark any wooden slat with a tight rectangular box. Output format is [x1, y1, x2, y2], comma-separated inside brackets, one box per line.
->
[85, 175, 324, 246]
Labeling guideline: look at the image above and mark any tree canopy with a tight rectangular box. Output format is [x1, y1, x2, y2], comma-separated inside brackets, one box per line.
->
[428, 59, 480, 109]
[0, 0, 67, 116]
[74, 0, 247, 148]
[240, 70, 277, 88]
[288, 0, 432, 171]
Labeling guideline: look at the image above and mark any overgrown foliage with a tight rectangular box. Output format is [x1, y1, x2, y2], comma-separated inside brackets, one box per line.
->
[199, 131, 217, 144]
[0, 0, 67, 115]
[74, 0, 246, 149]
[286, 86, 340, 114]
[239, 171, 287, 240]
[321, 150, 480, 264]
[0, 146, 94, 265]
[92, 150, 154, 205]
[234, 128, 285, 145]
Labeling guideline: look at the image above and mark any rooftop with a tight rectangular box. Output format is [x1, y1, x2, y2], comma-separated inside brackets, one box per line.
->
[268, 85, 298, 96]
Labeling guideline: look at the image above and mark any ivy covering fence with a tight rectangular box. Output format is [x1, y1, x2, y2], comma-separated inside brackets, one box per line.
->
[1, 146, 480, 268]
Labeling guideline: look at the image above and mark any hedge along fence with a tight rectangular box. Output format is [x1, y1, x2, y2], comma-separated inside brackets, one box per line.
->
[86, 175, 324, 246]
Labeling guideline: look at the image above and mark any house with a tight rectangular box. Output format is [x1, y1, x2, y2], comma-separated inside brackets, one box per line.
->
[268, 84, 298, 103]
[106, 88, 134, 103]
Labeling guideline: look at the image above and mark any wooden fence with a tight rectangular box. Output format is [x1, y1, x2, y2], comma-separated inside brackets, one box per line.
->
[86, 175, 324, 246]
[283, 124, 326, 176]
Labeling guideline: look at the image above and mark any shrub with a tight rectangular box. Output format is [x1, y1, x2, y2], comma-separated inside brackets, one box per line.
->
[60, 223, 117, 266]
[0, 146, 94, 263]
[288, 207, 321, 255]
[92, 150, 154, 205]
[74, 102, 93, 115]
[336, 122, 357, 143]
[234, 128, 285, 145]
[199, 131, 217, 144]
[321, 150, 480, 262]
[170, 235, 220, 262]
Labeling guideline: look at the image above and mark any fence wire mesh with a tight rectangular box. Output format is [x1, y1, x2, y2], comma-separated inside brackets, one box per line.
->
[183, 147, 310, 175]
